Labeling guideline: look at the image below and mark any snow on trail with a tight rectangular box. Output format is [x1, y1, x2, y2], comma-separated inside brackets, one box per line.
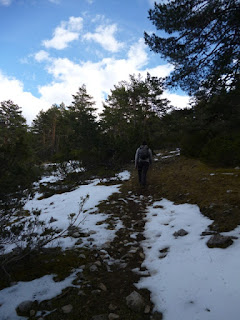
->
[137, 199, 240, 320]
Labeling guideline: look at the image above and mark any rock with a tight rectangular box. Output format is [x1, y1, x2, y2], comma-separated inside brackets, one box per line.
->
[108, 304, 117, 311]
[79, 253, 86, 259]
[78, 290, 86, 296]
[92, 289, 101, 295]
[99, 283, 107, 291]
[108, 313, 120, 319]
[95, 261, 102, 267]
[75, 239, 83, 245]
[91, 315, 108, 320]
[16, 300, 38, 316]
[201, 231, 217, 236]
[139, 252, 145, 259]
[29, 310, 36, 317]
[89, 230, 97, 235]
[207, 234, 233, 248]
[126, 291, 146, 312]
[129, 247, 138, 254]
[173, 229, 188, 237]
[61, 304, 73, 314]
[144, 305, 151, 314]
[151, 311, 163, 319]
[89, 264, 98, 272]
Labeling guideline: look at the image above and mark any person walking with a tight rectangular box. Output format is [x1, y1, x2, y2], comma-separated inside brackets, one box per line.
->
[135, 141, 152, 187]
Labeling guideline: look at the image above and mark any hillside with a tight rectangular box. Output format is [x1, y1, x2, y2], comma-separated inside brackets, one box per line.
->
[0, 150, 240, 320]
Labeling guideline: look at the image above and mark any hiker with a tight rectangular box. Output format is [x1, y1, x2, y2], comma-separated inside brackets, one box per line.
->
[135, 141, 152, 186]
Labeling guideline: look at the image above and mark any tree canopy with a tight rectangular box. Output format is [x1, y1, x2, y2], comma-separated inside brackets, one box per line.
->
[100, 74, 170, 160]
[145, 0, 240, 96]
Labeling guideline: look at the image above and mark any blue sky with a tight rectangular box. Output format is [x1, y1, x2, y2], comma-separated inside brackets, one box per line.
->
[0, 0, 189, 124]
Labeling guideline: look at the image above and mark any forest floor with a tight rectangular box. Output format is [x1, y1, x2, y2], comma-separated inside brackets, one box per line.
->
[0, 151, 240, 320]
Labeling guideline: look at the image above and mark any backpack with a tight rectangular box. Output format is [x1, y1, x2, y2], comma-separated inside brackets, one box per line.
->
[138, 146, 150, 161]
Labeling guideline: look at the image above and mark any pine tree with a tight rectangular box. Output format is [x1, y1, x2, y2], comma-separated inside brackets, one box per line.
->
[0, 100, 36, 195]
[100, 74, 170, 161]
[66, 85, 100, 166]
[145, 0, 240, 96]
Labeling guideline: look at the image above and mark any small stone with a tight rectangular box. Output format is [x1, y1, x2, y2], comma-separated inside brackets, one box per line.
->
[95, 261, 102, 267]
[201, 231, 217, 236]
[126, 291, 146, 312]
[108, 313, 120, 320]
[99, 283, 107, 291]
[61, 304, 73, 314]
[78, 290, 86, 296]
[89, 264, 98, 272]
[144, 305, 151, 314]
[173, 229, 188, 237]
[75, 239, 83, 245]
[72, 232, 81, 238]
[108, 304, 117, 311]
[79, 254, 86, 259]
[129, 247, 138, 254]
[29, 310, 36, 317]
[89, 230, 97, 235]
[16, 300, 37, 316]
[92, 289, 101, 295]
[139, 252, 145, 259]
[207, 234, 233, 248]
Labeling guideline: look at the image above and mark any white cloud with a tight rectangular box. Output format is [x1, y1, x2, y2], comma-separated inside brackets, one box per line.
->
[163, 92, 190, 109]
[0, 0, 12, 6]
[34, 50, 51, 62]
[83, 24, 124, 52]
[35, 39, 188, 115]
[0, 38, 188, 125]
[42, 17, 83, 50]
[127, 38, 148, 68]
[0, 71, 50, 125]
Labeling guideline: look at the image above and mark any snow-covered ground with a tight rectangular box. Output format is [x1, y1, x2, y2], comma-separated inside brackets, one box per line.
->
[1, 161, 240, 320]
[137, 199, 240, 320]
[0, 169, 130, 320]
[0, 271, 81, 320]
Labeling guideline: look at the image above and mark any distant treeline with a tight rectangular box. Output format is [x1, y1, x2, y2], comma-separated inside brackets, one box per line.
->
[1, 0, 240, 195]
[1, 73, 240, 196]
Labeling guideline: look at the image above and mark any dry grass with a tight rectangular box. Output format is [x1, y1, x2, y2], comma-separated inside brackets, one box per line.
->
[144, 154, 240, 232]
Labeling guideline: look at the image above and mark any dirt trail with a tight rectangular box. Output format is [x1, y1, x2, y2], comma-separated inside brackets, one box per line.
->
[35, 179, 158, 319]
[2, 151, 240, 320]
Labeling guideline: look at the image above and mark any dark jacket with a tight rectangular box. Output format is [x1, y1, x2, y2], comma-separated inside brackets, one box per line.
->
[135, 145, 153, 168]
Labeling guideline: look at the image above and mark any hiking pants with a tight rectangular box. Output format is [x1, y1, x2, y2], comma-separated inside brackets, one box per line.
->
[137, 161, 149, 186]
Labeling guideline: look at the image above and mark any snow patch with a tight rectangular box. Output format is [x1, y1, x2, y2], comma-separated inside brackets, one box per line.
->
[137, 199, 240, 320]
